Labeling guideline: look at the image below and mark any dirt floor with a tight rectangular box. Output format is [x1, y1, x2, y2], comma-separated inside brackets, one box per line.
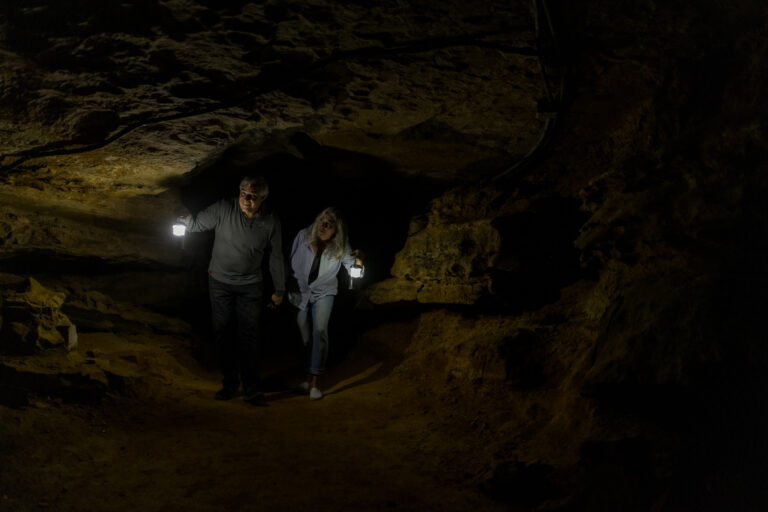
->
[0, 325, 507, 512]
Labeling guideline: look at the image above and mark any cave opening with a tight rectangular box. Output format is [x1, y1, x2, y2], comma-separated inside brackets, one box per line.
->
[162, 129, 451, 375]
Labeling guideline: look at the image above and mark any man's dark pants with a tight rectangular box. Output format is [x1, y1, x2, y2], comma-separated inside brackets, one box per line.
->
[208, 275, 263, 392]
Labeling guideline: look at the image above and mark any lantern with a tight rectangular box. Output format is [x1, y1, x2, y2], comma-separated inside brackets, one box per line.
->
[172, 218, 187, 249]
[348, 263, 364, 289]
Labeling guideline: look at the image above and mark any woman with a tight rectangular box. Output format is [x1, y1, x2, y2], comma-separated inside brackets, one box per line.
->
[288, 207, 363, 400]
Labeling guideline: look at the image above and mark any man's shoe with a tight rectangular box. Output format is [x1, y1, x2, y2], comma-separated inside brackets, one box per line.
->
[215, 387, 238, 401]
[309, 387, 323, 400]
[244, 387, 265, 404]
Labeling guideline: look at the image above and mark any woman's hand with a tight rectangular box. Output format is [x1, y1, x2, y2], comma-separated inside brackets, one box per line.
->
[351, 249, 364, 266]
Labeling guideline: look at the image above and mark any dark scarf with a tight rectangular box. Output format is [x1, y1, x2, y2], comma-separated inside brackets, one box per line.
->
[308, 245, 324, 284]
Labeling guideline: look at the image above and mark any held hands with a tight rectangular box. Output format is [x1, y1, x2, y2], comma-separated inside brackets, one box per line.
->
[267, 294, 283, 309]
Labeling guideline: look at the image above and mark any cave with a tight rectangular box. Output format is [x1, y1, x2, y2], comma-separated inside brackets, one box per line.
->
[1, 1, 766, 511]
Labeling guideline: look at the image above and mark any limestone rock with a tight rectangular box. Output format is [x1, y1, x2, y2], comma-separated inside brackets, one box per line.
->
[367, 186, 513, 304]
[62, 289, 191, 335]
[0, 0, 545, 273]
[0, 276, 77, 354]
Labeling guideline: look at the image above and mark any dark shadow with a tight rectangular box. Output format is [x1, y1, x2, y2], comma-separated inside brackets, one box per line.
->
[489, 194, 588, 313]
[315, 302, 423, 396]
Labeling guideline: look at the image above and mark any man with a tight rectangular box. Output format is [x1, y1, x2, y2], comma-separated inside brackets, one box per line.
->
[183, 175, 285, 403]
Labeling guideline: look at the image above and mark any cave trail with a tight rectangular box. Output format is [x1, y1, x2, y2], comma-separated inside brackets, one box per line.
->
[0, 328, 505, 512]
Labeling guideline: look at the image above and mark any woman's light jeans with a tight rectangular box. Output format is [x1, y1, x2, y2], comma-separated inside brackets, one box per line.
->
[296, 295, 335, 375]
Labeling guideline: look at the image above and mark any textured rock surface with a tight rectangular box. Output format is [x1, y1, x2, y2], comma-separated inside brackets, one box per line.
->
[0, 273, 193, 408]
[364, 1, 768, 509]
[369, 186, 515, 304]
[0, 0, 546, 265]
[0, 274, 76, 354]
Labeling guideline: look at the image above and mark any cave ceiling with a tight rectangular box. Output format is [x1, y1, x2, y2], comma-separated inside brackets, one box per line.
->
[0, 0, 545, 263]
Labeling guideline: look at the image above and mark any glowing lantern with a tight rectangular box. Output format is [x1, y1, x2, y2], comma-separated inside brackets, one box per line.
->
[172, 218, 187, 249]
[348, 263, 364, 289]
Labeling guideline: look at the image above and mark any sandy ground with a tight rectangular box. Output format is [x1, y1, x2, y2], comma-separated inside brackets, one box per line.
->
[0, 327, 505, 512]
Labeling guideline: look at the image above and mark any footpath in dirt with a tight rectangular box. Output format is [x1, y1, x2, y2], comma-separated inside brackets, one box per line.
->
[0, 328, 506, 512]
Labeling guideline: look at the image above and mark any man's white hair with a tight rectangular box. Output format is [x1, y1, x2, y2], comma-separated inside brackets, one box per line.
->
[239, 175, 269, 198]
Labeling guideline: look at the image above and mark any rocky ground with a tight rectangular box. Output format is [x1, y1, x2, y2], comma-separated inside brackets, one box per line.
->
[1, 325, 509, 512]
[0, 273, 526, 512]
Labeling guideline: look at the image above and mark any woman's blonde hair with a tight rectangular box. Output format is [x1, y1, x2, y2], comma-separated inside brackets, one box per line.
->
[306, 207, 348, 260]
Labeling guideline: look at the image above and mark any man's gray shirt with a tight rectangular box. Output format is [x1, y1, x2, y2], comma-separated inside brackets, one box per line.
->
[185, 198, 286, 293]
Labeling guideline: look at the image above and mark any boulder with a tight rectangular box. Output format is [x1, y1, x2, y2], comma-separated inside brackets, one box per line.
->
[368, 187, 507, 305]
[0, 276, 77, 354]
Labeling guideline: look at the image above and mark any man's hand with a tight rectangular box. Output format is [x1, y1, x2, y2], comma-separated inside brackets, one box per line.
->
[175, 206, 191, 222]
[267, 294, 283, 309]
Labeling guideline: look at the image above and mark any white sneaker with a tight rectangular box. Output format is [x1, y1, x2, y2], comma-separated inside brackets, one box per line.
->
[309, 387, 323, 400]
[299, 381, 309, 392]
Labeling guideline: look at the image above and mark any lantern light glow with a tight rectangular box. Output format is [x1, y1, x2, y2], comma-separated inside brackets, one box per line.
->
[348, 263, 364, 289]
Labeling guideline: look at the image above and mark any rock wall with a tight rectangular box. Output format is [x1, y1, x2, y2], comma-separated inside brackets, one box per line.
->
[0, 273, 77, 354]
[360, 1, 768, 508]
